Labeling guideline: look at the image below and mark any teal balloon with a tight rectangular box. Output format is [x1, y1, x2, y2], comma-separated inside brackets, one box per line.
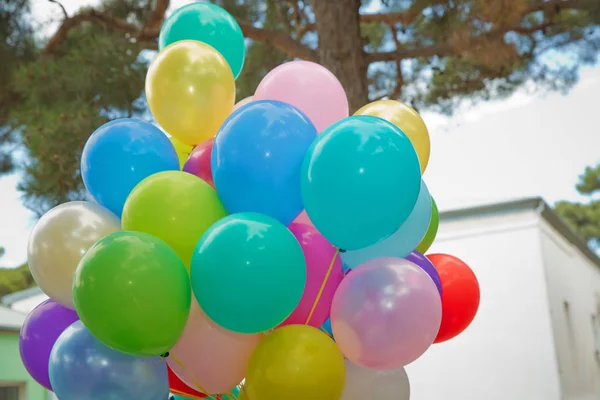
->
[341, 179, 432, 269]
[190, 213, 306, 334]
[159, 3, 245, 79]
[220, 386, 241, 399]
[301, 115, 421, 251]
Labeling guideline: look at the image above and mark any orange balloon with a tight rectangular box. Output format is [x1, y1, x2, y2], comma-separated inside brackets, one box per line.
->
[168, 298, 260, 394]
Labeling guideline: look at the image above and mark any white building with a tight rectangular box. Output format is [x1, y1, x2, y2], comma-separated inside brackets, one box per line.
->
[2, 287, 48, 314]
[3, 197, 599, 400]
[408, 197, 600, 400]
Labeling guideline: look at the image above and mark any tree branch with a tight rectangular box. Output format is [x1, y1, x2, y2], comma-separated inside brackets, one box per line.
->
[388, 23, 404, 99]
[513, 21, 553, 35]
[367, 42, 451, 63]
[361, 0, 431, 26]
[236, 20, 317, 61]
[365, 0, 592, 64]
[48, 0, 68, 19]
[43, 3, 317, 61]
[526, 0, 592, 14]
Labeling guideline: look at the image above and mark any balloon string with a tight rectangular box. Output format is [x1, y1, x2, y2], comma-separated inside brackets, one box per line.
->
[319, 325, 333, 339]
[241, 384, 251, 400]
[169, 353, 215, 399]
[304, 248, 339, 325]
[225, 390, 238, 400]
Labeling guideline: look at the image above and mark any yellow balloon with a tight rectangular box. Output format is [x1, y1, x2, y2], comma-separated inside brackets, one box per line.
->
[245, 325, 345, 400]
[355, 100, 430, 174]
[146, 40, 235, 146]
[169, 135, 194, 169]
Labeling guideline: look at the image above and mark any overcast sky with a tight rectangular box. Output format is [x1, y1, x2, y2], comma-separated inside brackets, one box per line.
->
[1, 1, 598, 267]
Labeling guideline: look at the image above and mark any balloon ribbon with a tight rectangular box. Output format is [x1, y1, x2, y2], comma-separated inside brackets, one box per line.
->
[304, 248, 340, 325]
[170, 353, 216, 399]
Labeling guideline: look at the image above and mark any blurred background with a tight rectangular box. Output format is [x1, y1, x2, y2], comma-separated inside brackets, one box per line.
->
[0, 0, 599, 399]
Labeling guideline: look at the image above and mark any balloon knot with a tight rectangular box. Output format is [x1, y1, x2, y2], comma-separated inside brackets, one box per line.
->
[161, 352, 170, 358]
[338, 249, 346, 253]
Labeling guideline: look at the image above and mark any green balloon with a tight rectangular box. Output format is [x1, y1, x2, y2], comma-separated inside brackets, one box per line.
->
[73, 231, 191, 356]
[416, 198, 439, 253]
[159, 2, 246, 79]
[190, 213, 306, 334]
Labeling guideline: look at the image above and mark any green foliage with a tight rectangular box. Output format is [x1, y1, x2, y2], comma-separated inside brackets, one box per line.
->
[0, 263, 34, 298]
[556, 164, 600, 250]
[0, 0, 36, 174]
[0, 0, 599, 217]
[9, 9, 148, 215]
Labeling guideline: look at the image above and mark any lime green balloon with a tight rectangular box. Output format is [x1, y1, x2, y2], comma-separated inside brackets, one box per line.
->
[159, 2, 246, 79]
[122, 171, 227, 268]
[416, 198, 439, 253]
[190, 213, 306, 334]
[73, 231, 191, 356]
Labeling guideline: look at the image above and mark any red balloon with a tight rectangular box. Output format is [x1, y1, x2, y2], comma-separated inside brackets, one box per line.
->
[168, 365, 207, 399]
[183, 137, 214, 188]
[427, 254, 480, 343]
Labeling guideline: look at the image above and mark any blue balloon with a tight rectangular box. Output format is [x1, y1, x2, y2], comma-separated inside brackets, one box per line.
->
[49, 321, 169, 400]
[81, 118, 179, 217]
[342, 262, 351, 275]
[301, 116, 421, 250]
[321, 317, 333, 336]
[212, 100, 317, 225]
[341, 180, 432, 269]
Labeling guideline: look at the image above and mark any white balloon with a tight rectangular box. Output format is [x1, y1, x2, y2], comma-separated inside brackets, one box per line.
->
[232, 96, 254, 112]
[27, 201, 120, 309]
[341, 359, 410, 400]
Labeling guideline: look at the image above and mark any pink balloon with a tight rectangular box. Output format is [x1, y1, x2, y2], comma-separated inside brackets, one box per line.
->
[183, 137, 214, 188]
[331, 257, 441, 369]
[280, 223, 344, 327]
[167, 297, 260, 394]
[233, 96, 254, 112]
[254, 61, 349, 132]
[293, 210, 314, 227]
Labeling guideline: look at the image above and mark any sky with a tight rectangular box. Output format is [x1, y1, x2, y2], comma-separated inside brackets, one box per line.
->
[1, 1, 599, 267]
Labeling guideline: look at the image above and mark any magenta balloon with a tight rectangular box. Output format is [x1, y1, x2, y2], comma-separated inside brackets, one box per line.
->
[254, 61, 349, 132]
[280, 222, 344, 327]
[405, 251, 442, 296]
[19, 299, 79, 390]
[330, 257, 441, 369]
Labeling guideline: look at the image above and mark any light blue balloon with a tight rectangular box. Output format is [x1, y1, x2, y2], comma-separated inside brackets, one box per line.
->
[321, 317, 333, 336]
[301, 116, 421, 250]
[81, 118, 179, 217]
[212, 101, 317, 225]
[49, 321, 169, 400]
[341, 180, 432, 269]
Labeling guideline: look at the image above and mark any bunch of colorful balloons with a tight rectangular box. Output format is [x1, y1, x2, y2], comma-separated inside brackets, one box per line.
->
[19, 3, 481, 400]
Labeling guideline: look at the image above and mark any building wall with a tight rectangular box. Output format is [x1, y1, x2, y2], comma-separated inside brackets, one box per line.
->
[10, 293, 49, 314]
[407, 208, 562, 400]
[539, 218, 600, 400]
[0, 332, 48, 400]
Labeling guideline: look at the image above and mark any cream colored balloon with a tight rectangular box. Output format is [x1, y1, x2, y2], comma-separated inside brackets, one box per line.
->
[27, 201, 120, 309]
[233, 96, 253, 112]
[341, 359, 410, 400]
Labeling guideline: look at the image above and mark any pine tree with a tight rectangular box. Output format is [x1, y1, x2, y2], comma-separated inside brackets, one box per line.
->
[1, 0, 600, 216]
[556, 164, 600, 251]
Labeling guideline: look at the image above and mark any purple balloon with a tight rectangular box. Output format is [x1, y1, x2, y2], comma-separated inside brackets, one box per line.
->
[406, 251, 442, 296]
[19, 299, 79, 390]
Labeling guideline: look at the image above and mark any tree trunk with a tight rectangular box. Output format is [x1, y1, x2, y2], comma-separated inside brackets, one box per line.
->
[311, 0, 369, 112]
